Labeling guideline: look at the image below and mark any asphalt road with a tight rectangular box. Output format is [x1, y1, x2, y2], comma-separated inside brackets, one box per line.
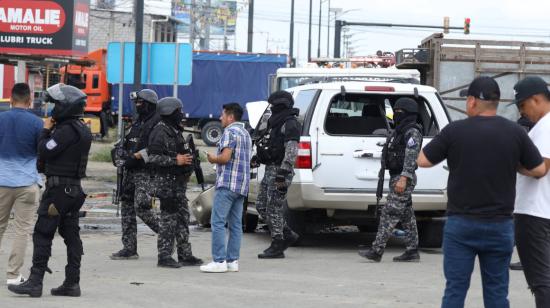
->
[0, 221, 534, 308]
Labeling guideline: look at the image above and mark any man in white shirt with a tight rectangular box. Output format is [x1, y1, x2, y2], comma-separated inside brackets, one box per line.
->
[513, 76, 550, 308]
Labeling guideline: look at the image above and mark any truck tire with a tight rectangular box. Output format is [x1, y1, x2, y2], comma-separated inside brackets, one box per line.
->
[201, 121, 223, 146]
[417, 219, 445, 248]
[284, 202, 306, 236]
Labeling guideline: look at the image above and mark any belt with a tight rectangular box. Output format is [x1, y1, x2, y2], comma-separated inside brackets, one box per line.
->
[46, 176, 81, 188]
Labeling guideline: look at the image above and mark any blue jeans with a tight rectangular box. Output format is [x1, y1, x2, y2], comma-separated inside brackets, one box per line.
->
[442, 215, 514, 308]
[211, 188, 245, 263]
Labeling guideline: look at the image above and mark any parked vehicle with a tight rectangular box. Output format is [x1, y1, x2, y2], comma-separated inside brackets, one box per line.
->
[396, 33, 550, 120]
[60, 49, 112, 136]
[271, 67, 420, 93]
[192, 79, 451, 248]
[60, 50, 286, 144]
[112, 51, 287, 146]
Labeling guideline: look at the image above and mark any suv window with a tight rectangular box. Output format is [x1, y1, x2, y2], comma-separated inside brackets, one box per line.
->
[324, 93, 440, 136]
[294, 89, 318, 123]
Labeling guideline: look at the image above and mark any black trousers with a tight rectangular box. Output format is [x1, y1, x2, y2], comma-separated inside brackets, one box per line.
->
[32, 184, 85, 283]
[515, 213, 550, 308]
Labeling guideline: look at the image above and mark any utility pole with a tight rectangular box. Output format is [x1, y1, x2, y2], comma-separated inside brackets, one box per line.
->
[190, 0, 195, 48]
[326, 0, 330, 57]
[289, 0, 295, 66]
[133, 0, 144, 90]
[308, 0, 312, 62]
[247, 0, 254, 52]
[317, 0, 322, 58]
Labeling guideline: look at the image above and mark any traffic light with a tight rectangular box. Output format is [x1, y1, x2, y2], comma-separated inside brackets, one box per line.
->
[464, 18, 471, 34]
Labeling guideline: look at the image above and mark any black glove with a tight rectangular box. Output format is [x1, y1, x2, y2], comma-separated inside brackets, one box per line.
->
[124, 156, 141, 169]
[250, 155, 260, 168]
[275, 169, 290, 184]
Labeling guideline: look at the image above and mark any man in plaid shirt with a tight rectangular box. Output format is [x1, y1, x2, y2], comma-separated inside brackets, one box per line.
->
[201, 103, 252, 273]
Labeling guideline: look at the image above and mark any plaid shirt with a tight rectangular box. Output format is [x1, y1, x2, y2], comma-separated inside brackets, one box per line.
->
[215, 122, 252, 196]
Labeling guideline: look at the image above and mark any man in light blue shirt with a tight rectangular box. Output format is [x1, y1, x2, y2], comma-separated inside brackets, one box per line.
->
[0, 83, 43, 285]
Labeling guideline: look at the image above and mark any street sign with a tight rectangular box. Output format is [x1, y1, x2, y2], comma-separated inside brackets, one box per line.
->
[106, 42, 192, 85]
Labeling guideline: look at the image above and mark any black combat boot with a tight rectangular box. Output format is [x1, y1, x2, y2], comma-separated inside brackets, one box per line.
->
[51, 281, 81, 297]
[283, 228, 300, 250]
[158, 257, 182, 268]
[8, 271, 44, 298]
[178, 255, 204, 266]
[358, 248, 382, 262]
[110, 249, 139, 260]
[261, 241, 275, 253]
[258, 239, 285, 259]
[393, 249, 420, 262]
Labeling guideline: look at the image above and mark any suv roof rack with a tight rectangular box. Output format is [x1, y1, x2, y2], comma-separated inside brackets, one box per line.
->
[296, 76, 420, 87]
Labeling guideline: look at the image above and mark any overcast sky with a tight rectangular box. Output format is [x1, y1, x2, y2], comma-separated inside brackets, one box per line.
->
[233, 0, 550, 66]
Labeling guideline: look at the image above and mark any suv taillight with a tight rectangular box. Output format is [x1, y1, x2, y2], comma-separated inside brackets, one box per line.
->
[295, 141, 312, 169]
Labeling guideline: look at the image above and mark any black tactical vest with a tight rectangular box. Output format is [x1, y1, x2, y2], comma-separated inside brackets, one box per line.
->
[125, 113, 161, 154]
[44, 120, 92, 178]
[256, 116, 299, 165]
[151, 121, 194, 176]
[385, 123, 422, 175]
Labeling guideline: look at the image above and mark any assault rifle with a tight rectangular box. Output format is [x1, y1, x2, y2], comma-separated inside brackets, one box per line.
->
[112, 123, 127, 217]
[186, 134, 205, 191]
[376, 132, 394, 212]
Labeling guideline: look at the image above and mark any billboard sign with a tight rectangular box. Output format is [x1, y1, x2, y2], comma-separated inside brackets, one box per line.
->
[0, 0, 89, 57]
[173, 0, 236, 36]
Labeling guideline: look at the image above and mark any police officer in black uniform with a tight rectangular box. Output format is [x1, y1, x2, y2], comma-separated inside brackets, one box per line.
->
[254, 91, 301, 259]
[9, 84, 92, 297]
[110, 89, 161, 260]
[359, 97, 423, 262]
[144, 97, 202, 268]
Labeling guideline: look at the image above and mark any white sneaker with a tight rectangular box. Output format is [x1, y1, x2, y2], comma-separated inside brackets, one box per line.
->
[200, 261, 227, 273]
[227, 260, 239, 272]
[7, 274, 25, 286]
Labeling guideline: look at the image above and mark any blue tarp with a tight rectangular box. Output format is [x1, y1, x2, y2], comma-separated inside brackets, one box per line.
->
[111, 52, 286, 120]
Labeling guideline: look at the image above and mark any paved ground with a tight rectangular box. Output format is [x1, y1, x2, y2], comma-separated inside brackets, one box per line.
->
[0, 223, 534, 307]
[0, 139, 536, 307]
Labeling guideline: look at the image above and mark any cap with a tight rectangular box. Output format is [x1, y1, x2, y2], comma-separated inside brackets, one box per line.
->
[512, 76, 550, 106]
[459, 76, 500, 101]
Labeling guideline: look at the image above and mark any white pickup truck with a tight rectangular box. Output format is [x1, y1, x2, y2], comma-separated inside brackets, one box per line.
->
[192, 80, 451, 248]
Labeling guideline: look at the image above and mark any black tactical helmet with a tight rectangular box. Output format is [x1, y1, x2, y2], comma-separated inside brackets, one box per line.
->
[129, 89, 158, 105]
[44, 83, 87, 120]
[157, 97, 183, 115]
[394, 97, 418, 114]
[268, 90, 294, 108]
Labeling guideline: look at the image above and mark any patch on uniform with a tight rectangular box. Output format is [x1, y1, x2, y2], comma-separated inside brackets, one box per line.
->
[46, 139, 58, 150]
[407, 137, 416, 147]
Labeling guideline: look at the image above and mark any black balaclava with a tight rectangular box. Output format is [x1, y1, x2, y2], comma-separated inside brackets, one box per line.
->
[164, 110, 184, 129]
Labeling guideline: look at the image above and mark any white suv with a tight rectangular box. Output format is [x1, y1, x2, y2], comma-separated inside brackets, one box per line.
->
[192, 81, 451, 247]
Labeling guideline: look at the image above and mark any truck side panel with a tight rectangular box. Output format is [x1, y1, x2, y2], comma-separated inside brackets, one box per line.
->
[111, 53, 286, 119]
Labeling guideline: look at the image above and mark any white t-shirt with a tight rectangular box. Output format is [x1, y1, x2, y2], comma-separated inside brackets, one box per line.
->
[515, 112, 550, 219]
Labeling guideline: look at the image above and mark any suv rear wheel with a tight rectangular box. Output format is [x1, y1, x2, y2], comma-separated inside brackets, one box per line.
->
[284, 202, 306, 236]
[417, 219, 445, 248]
